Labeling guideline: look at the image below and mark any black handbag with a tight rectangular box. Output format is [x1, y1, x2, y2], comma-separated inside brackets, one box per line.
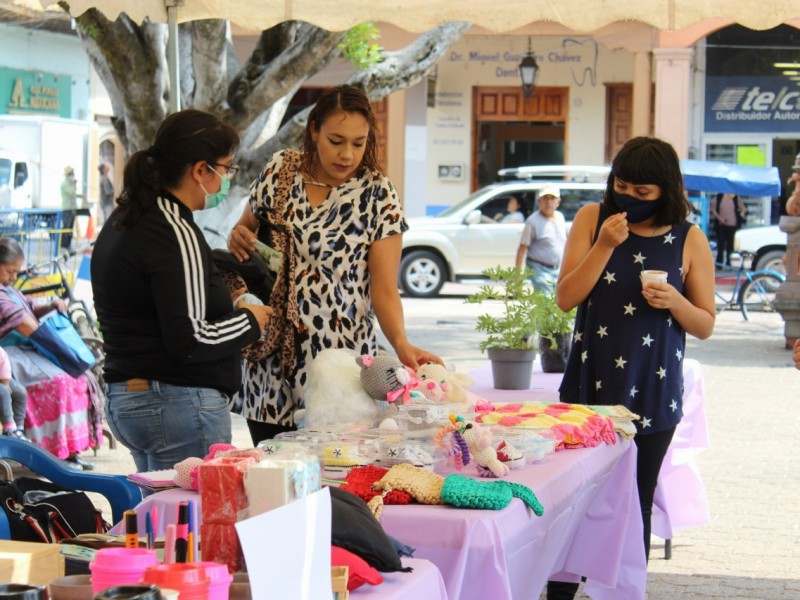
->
[212, 205, 280, 305]
[211, 249, 276, 305]
[0, 477, 109, 543]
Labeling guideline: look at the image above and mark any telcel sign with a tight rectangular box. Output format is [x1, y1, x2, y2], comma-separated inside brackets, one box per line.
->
[705, 76, 800, 133]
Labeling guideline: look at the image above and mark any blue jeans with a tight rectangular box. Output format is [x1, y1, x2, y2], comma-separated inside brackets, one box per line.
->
[0, 378, 27, 429]
[526, 259, 559, 294]
[105, 381, 232, 472]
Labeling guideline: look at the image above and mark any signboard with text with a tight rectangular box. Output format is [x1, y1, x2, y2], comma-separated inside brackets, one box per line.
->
[705, 76, 800, 133]
[0, 67, 71, 118]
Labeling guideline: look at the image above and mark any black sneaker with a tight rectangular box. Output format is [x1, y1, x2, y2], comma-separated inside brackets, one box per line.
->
[2, 428, 30, 442]
[66, 455, 95, 471]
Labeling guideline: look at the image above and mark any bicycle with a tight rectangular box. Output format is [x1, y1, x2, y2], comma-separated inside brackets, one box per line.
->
[14, 242, 99, 343]
[713, 250, 785, 321]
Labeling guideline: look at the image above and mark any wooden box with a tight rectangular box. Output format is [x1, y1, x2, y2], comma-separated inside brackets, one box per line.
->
[331, 566, 349, 600]
[0, 540, 65, 585]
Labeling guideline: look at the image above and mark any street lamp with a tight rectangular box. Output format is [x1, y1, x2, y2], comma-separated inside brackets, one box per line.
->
[519, 38, 539, 99]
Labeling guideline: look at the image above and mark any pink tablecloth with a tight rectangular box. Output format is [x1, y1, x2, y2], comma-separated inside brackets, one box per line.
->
[110, 495, 449, 600]
[353, 557, 449, 600]
[115, 445, 645, 600]
[467, 357, 711, 539]
[379, 440, 646, 600]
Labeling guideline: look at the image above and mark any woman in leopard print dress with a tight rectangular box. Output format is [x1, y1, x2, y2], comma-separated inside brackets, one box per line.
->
[227, 85, 442, 444]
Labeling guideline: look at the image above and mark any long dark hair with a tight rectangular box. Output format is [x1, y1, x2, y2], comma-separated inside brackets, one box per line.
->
[114, 109, 239, 228]
[0, 237, 24, 266]
[300, 85, 382, 177]
[603, 136, 691, 226]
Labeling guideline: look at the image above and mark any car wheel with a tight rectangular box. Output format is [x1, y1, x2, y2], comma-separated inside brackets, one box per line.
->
[399, 250, 446, 298]
[754, 249, 786, 275]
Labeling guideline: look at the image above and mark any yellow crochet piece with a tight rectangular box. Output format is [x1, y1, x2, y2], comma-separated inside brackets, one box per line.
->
[372, 463, 445, 505]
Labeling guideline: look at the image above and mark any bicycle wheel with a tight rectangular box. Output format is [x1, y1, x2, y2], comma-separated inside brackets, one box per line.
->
[738, 273, 783, 321]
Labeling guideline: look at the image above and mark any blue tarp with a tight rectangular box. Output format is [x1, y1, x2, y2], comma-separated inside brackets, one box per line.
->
[680, 159, 781, 197]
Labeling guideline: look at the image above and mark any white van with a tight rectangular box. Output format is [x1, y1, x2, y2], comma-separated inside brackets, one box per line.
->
[0, 152, 34, 210]
[400, 166, 609, 297]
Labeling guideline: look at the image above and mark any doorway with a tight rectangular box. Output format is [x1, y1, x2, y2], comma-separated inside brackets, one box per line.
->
[473, 87, 568, 189]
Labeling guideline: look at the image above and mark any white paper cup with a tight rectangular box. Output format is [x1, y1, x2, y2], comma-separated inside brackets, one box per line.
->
[640, 270, 668, 287]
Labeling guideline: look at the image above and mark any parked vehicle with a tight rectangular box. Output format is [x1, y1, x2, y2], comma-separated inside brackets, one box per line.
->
[733, 225, 785, 274]
[399, 166, 608, 298]
[0, 115, 90, 210]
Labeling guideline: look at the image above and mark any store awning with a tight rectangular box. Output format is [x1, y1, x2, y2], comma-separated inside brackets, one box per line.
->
[681, 160, 782, 197]
[8, 0, 800, 32]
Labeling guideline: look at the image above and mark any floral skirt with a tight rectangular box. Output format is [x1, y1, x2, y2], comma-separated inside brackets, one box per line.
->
[7, 346, 102, 459]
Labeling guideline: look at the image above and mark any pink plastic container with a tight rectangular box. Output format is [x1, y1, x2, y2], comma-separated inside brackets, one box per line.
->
[141, 564, 210, 600]
[195, 562, 233, 600]
[89, 548, 159, 594]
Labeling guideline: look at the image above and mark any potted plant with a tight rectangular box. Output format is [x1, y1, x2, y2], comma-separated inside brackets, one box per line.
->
[464, 266, 540, 389]
[533, 291, 577, 373]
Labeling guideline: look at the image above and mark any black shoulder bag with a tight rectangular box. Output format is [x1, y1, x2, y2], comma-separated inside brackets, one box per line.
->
[0, 477, 109, 543]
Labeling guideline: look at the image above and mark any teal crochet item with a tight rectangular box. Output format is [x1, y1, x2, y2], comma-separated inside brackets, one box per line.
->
[440, 474, 544, 516]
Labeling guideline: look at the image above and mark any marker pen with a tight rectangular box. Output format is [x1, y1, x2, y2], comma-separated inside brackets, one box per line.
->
[124, 510, 138, 549]
[145, 511, 154, 550]
[174, 501, 189, 563]
[164, 523, 176, 564]
[188, 499, 199, 562]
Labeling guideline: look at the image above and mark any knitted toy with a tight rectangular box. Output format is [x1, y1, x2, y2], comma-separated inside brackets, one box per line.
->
[440, 474, 544, 515]
[299, 348, 382, 428]
[415, 362, 474, 404]
[357, 353, 422, 405]
[459, 421, 509, 478]
[434, 415, 471, 471]
[416, 377, 447, 403]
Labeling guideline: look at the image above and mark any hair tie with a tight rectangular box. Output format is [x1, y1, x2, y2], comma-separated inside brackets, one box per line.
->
[146, 145, 160, 159]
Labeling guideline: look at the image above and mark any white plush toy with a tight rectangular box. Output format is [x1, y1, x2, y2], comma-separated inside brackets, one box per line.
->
[299, 349, 381, 428]
[415, 362, 475, 404]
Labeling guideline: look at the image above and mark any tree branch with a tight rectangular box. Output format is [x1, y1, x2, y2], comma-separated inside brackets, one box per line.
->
[240, 21, 472, 177]
[189, 19, 228, 114]
[227, 22, 344, 132]
[67, 5, 168, 151]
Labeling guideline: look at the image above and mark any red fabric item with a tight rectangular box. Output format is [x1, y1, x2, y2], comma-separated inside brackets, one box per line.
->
[201, 522, 243, 574]
[198, 455, 258, 523]
[331, 545, 384, 590]
[341, 465, 413, 505]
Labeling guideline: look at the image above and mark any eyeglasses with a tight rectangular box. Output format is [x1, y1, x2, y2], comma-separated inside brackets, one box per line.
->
[212, 163, 240, 178]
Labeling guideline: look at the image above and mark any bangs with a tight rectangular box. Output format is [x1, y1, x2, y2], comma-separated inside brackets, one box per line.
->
[613, 148, 669, 186]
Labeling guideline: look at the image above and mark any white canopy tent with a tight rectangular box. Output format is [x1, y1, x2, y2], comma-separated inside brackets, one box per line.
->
[7, 0, 800, 33]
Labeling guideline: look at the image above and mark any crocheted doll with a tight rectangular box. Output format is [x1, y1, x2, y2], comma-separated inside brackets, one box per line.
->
[460, 421, 509, 478]
[357, 353, 422, 405]
[415, 362, 474, 404]
[300, 348, 382, 428]
[434, 415, 471, 471]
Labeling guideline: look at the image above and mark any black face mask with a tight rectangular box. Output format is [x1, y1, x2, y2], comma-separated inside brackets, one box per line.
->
[611, 191, 664, 223]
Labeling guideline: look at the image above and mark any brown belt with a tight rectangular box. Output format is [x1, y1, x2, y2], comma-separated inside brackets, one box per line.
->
[126, 378, 150, 392]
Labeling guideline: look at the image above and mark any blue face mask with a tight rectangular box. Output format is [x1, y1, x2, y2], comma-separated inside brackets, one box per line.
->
[611, 191, 664, 223]
[200, 166, 232, 210]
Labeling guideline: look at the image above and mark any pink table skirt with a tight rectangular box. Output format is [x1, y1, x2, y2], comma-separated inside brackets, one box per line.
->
[380, 440, 646, 600]
[353, 557, 449, 600]
[467, 357, 711, 539]
[119, 444, 645, 600]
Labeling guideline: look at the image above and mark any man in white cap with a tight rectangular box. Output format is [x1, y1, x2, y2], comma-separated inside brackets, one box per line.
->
[515, 184, 566, 293]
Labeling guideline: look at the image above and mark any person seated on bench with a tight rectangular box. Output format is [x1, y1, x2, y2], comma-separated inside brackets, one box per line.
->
[0, 237, 99, 471]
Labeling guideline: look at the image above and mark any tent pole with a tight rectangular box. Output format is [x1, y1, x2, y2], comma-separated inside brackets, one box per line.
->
[166, 0, 182, 113]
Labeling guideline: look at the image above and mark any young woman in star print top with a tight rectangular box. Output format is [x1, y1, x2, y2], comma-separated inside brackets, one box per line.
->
[548, 137, 715, 596]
